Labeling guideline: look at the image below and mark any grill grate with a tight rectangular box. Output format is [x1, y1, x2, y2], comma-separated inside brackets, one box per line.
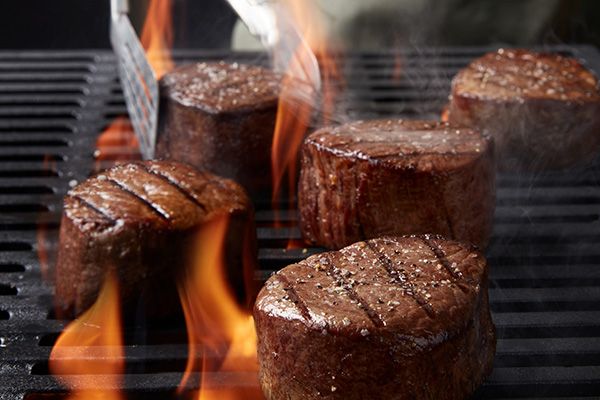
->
[1, 46, 600, 399]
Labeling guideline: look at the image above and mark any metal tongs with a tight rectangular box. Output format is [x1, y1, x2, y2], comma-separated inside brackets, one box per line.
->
[110, 0, 321, 159]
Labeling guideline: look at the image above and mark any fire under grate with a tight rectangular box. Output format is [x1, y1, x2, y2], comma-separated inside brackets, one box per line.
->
[0, 46, 600, 399]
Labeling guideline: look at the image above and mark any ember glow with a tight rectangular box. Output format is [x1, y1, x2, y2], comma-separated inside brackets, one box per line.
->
[141, 0, 174, 78]
[178, 215, 261, 399]
[49, 271, 125, 400]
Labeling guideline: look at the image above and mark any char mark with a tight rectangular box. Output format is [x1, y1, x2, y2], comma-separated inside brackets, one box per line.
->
[106, 178, 170, 221]
[277, 274, 313, 323]
[365, 240, 435, 318]
[138, 164, 207, 212]
[71, 195, 117, 225]
[323, 254, 386, 328]
[420, 237, 468, 293]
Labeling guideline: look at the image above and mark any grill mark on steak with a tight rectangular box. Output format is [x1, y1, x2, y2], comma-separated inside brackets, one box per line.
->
[137, 164, 208, 212]
[321, 253, 386, 328]
[105, 178, 171, 221]
[364, 240, 435, 318]
[71, 195, 116, 225]
[420, 237, 467, 293]
[278, 273, 313, 323]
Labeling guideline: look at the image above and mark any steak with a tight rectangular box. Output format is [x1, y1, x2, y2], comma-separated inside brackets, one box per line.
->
[254, 235, 496, 400]
[298, 119, 495, 249]
[156, 62, 283, 195]
[449, 48, 600, 170]
[55, 160, 257, 318]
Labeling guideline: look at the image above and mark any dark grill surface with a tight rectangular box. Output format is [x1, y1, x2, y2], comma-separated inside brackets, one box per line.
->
[1, 46, 600, 399]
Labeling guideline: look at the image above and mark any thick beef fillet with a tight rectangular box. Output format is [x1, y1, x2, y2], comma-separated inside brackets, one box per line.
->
[255, 235, 496, 400]
[449, 48, 600, 170]
[157, 62, 283, 195]
[55, 160, 257, 318]
[298, 119, 495, 249]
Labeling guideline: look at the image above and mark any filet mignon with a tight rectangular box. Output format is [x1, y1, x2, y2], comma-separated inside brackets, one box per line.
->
[254, 234, 496, 400]
[55, 160, 257, 318]
[298, 119, 495, 249]
[449, 48, 600, 170]
[156, 62, 283, 195]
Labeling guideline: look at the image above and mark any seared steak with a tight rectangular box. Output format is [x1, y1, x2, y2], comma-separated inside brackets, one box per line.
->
[298, 119, 495, 249]
[254, 235, 496, 400]
[449, 48, 600, 170]
[55, 160, 257, 318]
[156, 62, 283, 195]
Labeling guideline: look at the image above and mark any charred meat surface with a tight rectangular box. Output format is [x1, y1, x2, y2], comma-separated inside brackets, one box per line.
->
[55, 160, 257, 318]
[254, 235, 496, 400]
[298, 119, 495, 249]
[449, 48, 600, 170]
[157, 61, 283, 195]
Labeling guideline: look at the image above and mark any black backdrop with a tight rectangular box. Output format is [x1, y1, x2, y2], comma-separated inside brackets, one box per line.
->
[0, 0, 237, 49]
[0, 0, 597, 49]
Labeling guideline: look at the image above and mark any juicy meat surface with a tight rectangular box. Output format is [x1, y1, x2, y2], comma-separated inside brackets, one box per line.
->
[160, 61, 283, 114]
[453, 48, 599, 102]
[254, 235, 496, 400]
[298, 119, 495, 249]
[449, 48, 600, 170]
[156, 62, 285, 194]
[55, 160, 257, 317]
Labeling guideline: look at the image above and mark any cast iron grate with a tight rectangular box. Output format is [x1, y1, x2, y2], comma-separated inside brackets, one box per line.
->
[0, 46, 599, 399]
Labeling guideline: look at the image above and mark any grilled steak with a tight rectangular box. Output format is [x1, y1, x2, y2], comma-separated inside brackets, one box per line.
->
[55, 160, 257, 318]
[298, 119, 495, 249]
[156, 62, 283, 195]
[255, 235, 496, 400]
[449, 48, 600, 170]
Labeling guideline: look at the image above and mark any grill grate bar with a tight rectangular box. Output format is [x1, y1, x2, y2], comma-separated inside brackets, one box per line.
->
[0, 48, 598, 398]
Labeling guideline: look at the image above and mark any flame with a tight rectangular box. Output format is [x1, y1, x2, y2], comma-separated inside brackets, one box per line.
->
[271, 0, 341, 245]
[441, 105, 450, 122]
[94, 117, 141, 172]
[178, 215, 261, 399]
[141, 0, 174, 79]
[49, 271, 125, 400]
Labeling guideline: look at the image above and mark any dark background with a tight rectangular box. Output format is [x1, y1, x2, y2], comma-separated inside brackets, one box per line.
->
[0, 0, 598, 50]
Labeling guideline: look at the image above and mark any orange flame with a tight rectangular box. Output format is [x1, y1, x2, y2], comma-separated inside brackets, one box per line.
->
[141, 0, 174, 79]
[441, 104, 450, 122]
[94, 117, 141, 172]
[178, 215, 262, 399]
[271, 0, 341, 236]
[49, 271, 125, 400]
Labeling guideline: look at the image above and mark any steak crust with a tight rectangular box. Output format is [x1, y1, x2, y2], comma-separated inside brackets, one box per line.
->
[298, 119, 495, 249]
[156, 62, 283, 195]
[449, 48, 600, 170]
[254, 235, 496, 400]
[55, 160, 257, 317]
